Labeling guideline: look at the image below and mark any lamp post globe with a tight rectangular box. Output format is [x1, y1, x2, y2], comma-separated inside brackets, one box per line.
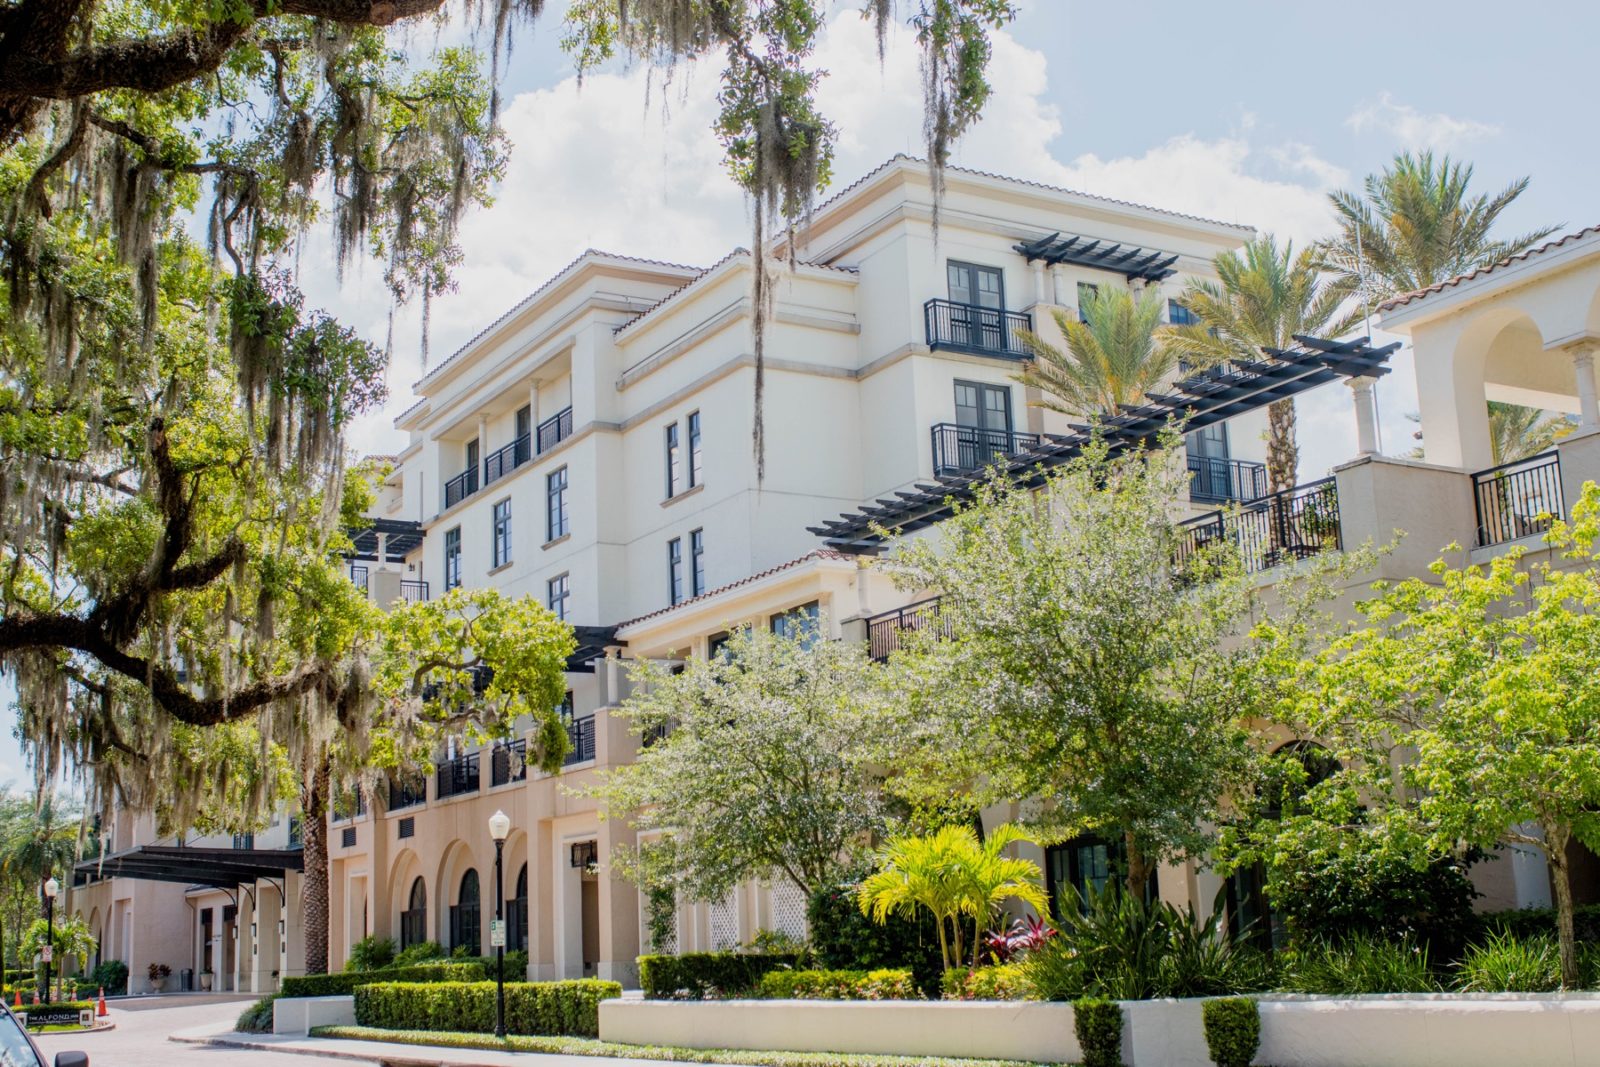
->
[42, 876, 59, 1003]
[488, 810, 510, 1039]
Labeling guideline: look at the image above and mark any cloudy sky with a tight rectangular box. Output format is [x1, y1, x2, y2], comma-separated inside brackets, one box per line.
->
[3, 2, 1594, 789]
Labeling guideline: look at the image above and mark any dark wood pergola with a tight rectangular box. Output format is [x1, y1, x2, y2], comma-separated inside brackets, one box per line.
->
[1014, 232, 1180, 282]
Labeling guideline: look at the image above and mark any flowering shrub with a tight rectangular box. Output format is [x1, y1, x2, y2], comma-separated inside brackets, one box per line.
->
[940, 964, 1033, 1001]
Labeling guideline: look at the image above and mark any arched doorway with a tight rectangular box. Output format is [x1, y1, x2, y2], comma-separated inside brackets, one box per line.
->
[401, 877, 427, 949]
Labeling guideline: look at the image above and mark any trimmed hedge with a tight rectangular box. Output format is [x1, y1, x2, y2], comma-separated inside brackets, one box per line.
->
[354, 979, 621, 1037]
[637, 953, 806, 999]
[758, 969, 918, 1000]
[18, 1000, 94, 1029]
[939, 965, 1032, 1001]
[279, 962, 485, 999]
[1073, 997, 1123, 1067]
[1201, 997, 1259, 1067]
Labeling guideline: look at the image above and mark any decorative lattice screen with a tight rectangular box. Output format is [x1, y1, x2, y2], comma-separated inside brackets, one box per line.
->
[708, 891, 740, 950]
[768, 880, 809, 942]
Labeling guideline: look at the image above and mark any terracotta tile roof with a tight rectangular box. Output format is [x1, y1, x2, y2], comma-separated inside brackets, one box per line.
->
[615, 549, 856, 631]
[1378, 224, 1600, 312]
[415, 249, 703, 389]
[805, 154, 1254, 235]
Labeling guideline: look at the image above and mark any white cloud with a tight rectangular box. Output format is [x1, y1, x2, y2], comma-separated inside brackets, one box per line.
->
[329, 11, 1363, 467]
[1346, 92, 1500, 151]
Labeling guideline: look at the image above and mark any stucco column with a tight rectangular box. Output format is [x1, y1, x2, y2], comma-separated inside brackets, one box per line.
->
[1569, 342, 1600, 432]
[1348, 376, 1381, 456]
[1050, 263, 1070, 306]
[1030, 260, 1048, 305]
[476, 415, 488, 469]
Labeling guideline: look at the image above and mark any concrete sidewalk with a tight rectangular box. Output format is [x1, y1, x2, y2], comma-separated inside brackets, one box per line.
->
[170, 1022, 735, 1067]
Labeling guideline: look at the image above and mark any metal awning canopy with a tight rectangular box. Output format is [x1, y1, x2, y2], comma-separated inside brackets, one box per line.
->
[569, 626, 622, 673]
[808, 334, 1398, 553]
[347, 518, 423, 563]
[75, 845, 303, 889]
[1014, 232, 1180, 282]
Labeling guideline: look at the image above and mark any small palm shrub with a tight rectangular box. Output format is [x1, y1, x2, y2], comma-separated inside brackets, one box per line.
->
[392, 940, 448, 967]
[1278, 935, 1436, 994]
[345, 935, 397, 972]
[1454, 932, 1561, 992]
[1201, 997, 1260, 1067]
[1072, 997, 1123, 1067]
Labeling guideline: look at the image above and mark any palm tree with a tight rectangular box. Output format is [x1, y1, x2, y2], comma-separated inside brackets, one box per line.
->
[1163, 235, 1363, 493]
[1487, 401, 1571, 465]
[0, 793, 79, 991]
[1018, 286, 1173, 416]
[857, 823, 1047, 970]
[1318, 151, 1559, 303]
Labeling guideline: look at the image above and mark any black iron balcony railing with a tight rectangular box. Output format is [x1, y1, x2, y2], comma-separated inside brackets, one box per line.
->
[1472, 451, 1562, 549]
[491, 738, 528, 787]
[866, 596, 951, 662]
[388, 778, 426, 811]
[435, 752, 480, 799]
[231, 833, 255, 850]
[1176, 477, 1342, 576]
[931, 423, 1042, 476]
[400, 579, 430, 604]
[925, 299, 1032, 359]
[564, 715, 596, 766]
[442, 467, 479, 509]
[348, 564, 369, 592]
[537, 406, 575, 453]
[484, 434, 534, 486]
[1187, 455, 1268, 505]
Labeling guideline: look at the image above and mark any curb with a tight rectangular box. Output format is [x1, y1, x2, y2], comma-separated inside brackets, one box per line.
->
[171, 1031, 460, 1064]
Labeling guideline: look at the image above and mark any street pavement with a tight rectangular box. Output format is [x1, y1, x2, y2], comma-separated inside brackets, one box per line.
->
[31, 994, 381, 1066]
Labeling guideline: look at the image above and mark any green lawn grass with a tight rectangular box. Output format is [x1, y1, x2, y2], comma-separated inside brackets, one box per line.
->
[309, 1025, 1061, 1067]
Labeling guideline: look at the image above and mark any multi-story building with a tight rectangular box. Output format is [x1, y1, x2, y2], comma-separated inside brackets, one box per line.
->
[69, 159, 1600, 992]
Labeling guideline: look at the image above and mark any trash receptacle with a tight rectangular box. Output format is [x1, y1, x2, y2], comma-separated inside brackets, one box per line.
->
[179, 968, 194, 992]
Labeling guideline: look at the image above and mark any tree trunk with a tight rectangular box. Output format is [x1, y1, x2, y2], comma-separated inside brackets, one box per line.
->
[1544, 821, 1579, 989]
[301, 754, 331, 976]
[1266, 398, 1298, 495]
[1125, 832, 1154, 898]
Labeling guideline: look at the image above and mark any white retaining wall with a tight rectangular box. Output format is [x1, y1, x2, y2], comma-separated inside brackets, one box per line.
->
[600, 993, 1600, 1067]
[273, 994, 356, 1036]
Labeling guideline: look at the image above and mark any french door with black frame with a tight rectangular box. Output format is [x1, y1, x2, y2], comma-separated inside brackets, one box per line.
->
[953, 380, 1013, 471]
[947, 261, 1006, 351]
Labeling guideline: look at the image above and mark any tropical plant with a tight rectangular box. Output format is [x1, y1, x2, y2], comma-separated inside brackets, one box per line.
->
[1249, 483, 1600, 988]
[1454, 932, 1564, 993]
[1317, 150, 1559, 302]
[884, 441, 1258, 893]
[1488, 401, 1571, 465]
[1163, 235, 1363, 492]
[1021, 884, 1272, 1002]
[345, 936, 398, 974]
[595, 617, 897, 902]
[1019, 287, 1172, 415]
[982, 914, 1056, 964]
[807, 880, 945, 996]
[858, 823, 1047, 972]
[1277, 935, 1436, 995]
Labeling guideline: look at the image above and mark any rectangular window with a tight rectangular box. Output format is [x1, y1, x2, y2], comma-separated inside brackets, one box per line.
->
[947, 261, 1005, 309]
[772, 600, 821, 648]
[546, 467, 568, 541]
[665, 422, 682, 497]
[491, 499, 512, 568]
[1168, 298, 1200, 327]
[466, 438, 480, 474]
[443, 526, 462, 591]
[547, 573, 570, 622]
[668, 536, 684, 605]
[690, 528, 706, 596]
[687, 411, 703, 487]
[516, 405, 532, 441]
[1078, 282, 1099, 324]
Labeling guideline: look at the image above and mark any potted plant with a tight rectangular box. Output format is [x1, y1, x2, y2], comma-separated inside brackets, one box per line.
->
[147, 962, 170, 993]
[198, 969, 214, 992]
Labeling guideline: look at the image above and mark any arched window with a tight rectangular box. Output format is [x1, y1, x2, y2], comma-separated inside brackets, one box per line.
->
[508, 864, 529, 953]
[401, 877, 427, 949]
[451, 869, 481, 952]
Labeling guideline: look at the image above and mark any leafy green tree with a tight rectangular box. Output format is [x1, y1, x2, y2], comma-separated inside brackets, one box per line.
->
[1317, 151, 1558, 302]
[858, 822, 1046, 971]
[1020, 286, 1172, 415]
[1248, 483, 1600, 987]
[1163, 235, 1362, 493]
[884, 441, 1257, 894]
[20, 915, 95, 997]
[594, 617, 897, 902]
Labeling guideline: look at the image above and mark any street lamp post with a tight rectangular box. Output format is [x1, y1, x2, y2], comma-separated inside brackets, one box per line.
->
[488, 810, 511, 1040]
[42, 876, 59, 1003]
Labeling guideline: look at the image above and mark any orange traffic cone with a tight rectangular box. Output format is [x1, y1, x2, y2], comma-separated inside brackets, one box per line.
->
[10, 989, 17, 1009]
[96, 988, 107, 1018]
[30, 990, 38, 1006]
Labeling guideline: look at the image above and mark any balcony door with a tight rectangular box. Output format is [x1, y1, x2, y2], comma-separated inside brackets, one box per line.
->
[1187, 422, 1232, 502]
[954, 380, 1013, 470]
[947, 261, 1005, 351]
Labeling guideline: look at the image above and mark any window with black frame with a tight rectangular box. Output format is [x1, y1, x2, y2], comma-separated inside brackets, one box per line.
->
[509, 863, 529, 952]
[451, 868, 481, 952]
[771, 600, 821, 649]
[947, 261, 1006, 350]
[1044, 834, 1158, 915]
[401, 877, 427, 948]
[443, 526, 462, 591]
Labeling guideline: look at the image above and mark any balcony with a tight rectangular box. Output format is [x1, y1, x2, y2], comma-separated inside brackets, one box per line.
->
[388, 778, 426, 811]
[931, 423, 1042, 477]
[1187, 455, 1268, 505]
[348, 564, 369, 592]
[441, 406, 575, 510]
[400, 579, 429, 604]
[491, 738, 528, 786]
[1472, 451, 1562, 549]
[564, 715, 596, 766]
[924, 299, 1032, 359]
[436, 752, 480, 799]
[1175, 477, 1342, 576]
[866, 596, 951, 662]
